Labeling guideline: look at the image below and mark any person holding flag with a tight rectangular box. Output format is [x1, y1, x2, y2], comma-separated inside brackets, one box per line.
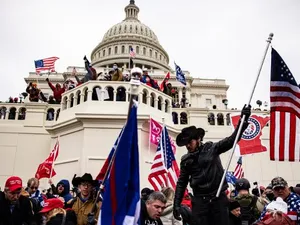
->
[173, 105, 251, 225]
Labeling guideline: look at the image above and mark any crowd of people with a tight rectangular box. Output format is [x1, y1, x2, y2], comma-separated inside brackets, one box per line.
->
[1, 173, 299, 225]
[3, 56, 188, 110]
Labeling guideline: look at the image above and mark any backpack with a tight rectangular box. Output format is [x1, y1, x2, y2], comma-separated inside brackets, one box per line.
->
[240, 195, 258, 225]
[253, 212, 295, 225]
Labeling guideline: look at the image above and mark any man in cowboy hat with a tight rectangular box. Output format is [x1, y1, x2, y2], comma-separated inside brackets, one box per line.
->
[173, 105, 251, 225]
[71, 173, 101, 225]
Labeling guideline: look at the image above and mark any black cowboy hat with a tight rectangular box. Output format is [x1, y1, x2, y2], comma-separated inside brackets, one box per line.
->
[176, 126, 205, 147]
[72, 173, 98, 188]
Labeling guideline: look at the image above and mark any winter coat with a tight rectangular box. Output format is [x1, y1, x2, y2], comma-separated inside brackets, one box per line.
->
[174, 120, 249, 208]
[47, 81, 65, 103]
[55, 180, 73, 204]
[112, 69, 123, 81]
[140, 200, 163, 225]
[229, 213, 241, 225]
[71, 197, 101, 225]
[161, 201, 182, 225]
[0, 191, 34, 225]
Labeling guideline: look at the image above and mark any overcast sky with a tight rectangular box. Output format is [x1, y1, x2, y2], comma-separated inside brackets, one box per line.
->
[0, 0, 299, 108]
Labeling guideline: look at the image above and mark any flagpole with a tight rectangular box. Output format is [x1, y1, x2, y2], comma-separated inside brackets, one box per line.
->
[216, 33, 274, 197]
[162, 117, 167, 168]
[49, 137, 58, 182]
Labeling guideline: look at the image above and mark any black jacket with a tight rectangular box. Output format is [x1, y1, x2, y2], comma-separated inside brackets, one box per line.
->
[0, 191, 34, 225]
[229, 213, 241, 225]
[140, 200, 163, 225]
[174, 120, 248, 207]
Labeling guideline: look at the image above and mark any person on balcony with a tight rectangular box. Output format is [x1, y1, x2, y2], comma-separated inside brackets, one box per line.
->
[46, 78, 65, 104]
[26, 82, 47, 102]
[141, 69, 159, 89]
[111, 63, 123, 81]
[75, 56, 97, 85]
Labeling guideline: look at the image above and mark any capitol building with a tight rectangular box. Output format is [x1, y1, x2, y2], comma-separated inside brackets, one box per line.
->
[0, 0, 299, 190]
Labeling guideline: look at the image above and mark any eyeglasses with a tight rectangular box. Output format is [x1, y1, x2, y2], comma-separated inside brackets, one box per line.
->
[80, 183, 92, 188]
[30, 186, 38, 190]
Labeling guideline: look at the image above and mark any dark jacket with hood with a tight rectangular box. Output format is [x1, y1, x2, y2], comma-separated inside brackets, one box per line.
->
[51, 180, 73, 206]
[140, 200, 163, 225]
[0, 191, 34, 225]
[174, 120, 249, 208]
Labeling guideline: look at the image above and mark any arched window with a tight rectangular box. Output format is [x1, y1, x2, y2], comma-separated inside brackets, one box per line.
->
[159, 54, 162, 61]
[165, 100, 170, 113]
[180, 112, 188, 125]
[143, 47, 146, 55]
[124, 25, 127, 32]
[158, 97, 163, 110]
[217, 113, 224, 125]
[104, 86, 114, 101]
[116, 87, 126, 102]
[226, 113, 231, 126]
[8, 107, 16, 120]
[155, 51, 158, 59]
[103, 50, 106, 57]
[149, 49, 153, 57]
[0, 107, 7, 119]
[135, 25, 138, 33]
[150, 93, 155, 107]
[69, 94, 74, 108]
[18, 107, 26, 120]
[136, 46, 139, 54]
[142, 89, 148, 104]
[108, 48, 111, 55]
[122, 46, 125, 54]
[172, 112, 178, 125]
[115, 46, 118, 54]
[92, 86, 101, 101]
[208, 113, 215, 125]
[46, 108, 55, 121]
[130, 25, 132, 32]
[84, 88, 88, 102]
[76, 90, 81, 105]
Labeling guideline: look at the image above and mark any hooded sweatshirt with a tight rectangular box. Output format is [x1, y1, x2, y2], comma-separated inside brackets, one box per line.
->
[56, 180, 73, 203]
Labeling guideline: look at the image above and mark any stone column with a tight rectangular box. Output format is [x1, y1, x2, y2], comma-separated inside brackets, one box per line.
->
[161, 101, 166, 112]
[178, 87, 183, 105]
[113, 90, 117, 101]
[154, 98, 158, 109]
[87, 90, 93, 101]
[80, 93, 85, 103]
[73, 97, 78, 106]
[147, 95, 151, 106]
[67, 99, 71, 109]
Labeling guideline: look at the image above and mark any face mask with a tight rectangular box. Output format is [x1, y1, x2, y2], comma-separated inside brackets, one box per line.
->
[113, 65, 118, 70]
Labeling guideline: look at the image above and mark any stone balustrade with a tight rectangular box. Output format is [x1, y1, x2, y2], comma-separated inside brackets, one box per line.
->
[60, 80, 173, 114]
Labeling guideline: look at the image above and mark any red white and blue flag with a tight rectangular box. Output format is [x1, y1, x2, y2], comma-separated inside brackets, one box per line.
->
[98, 105, 140, 225]
[233, 157, 244, 179]
[148, 126, 180, 191]
[269, 48, 300, 161]
[129, 47, 136, 58]
[34, 57, 59, 74]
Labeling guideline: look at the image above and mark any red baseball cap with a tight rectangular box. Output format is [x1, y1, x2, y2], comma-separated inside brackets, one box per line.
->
[40, 198, 64, 213]
[5, 176, 22, 192]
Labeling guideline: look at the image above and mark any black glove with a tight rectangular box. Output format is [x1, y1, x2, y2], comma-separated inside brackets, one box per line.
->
[87, 213, 96, 225]
[46, 78, 49, 82]
[29, 82, 32, 86]
[83, 55, 87, 61]
[173, 206, 182, 221]
[241, 104, 251, 121]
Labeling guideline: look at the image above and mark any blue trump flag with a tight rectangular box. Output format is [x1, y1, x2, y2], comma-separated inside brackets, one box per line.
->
[175, 62, 186, 85]
[98, 105, 140, 225]
[226, 171, 236, 185]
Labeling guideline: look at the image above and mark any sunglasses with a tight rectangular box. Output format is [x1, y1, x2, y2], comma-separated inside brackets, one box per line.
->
[30, 186, 38, 190]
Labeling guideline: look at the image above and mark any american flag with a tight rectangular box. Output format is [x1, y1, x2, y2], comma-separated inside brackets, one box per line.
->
[129, 47, 136, 58]
[34, 57, 59, 74]
[270, 48, 300, 161]
[233, 157, 244, 179]
[148, 126, 180, 191]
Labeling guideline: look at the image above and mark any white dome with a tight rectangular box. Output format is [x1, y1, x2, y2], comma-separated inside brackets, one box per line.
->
[90, 1, 170, 71]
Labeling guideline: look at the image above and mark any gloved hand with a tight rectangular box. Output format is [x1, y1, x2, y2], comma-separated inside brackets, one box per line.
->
[46, 78, 49, 82]
[83, 55, 87, 61]
[87, 213, 96, 225]
[241, 104, 251, 121]
[173, 206, 182, 221]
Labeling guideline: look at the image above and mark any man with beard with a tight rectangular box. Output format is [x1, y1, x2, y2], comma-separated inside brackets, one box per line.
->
[173, 105, 251, 225]
[0, 176, 33, 225]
